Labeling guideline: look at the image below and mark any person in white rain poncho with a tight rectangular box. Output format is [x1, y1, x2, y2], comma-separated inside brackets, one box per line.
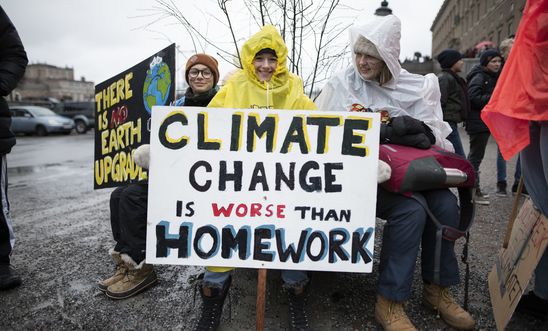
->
[316, 15, 475, 331]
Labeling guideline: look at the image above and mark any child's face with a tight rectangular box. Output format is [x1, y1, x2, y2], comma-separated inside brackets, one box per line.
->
[253, 53, 278, 82]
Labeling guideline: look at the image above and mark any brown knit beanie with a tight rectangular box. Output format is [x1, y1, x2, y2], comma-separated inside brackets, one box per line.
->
[185, 54, 219, 86]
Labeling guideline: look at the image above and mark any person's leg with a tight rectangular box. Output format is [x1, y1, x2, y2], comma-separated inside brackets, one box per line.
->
[496, 146, 508, 195]
[376, 188, 426, 301]
[0, 154, 21, 290]
[109, 185, 127, 253]
[467, 132, 490, 189]
[520, 121, 548, 216]
[281, 270, 311, 329]
[196, 268, 233, 329]
[447, 121, 465, 157]
[534, 250, 548, 300]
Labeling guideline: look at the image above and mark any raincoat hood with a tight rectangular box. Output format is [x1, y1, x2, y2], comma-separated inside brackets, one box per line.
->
[349, 14, 401, 88]
[315, 15, 452, 150]
[208, 25, 315, 111]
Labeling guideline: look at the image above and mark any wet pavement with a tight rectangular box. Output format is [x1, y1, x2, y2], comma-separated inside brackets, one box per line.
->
[1, 129, 546, 330]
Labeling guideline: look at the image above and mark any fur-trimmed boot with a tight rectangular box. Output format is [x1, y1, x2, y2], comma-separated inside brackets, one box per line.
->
[194, 274, 231, 331]
[374, 294, 416, 331]
[105, 254, 157, 300]
[97, 249, 126, 292]
[286, 283, 311, 331]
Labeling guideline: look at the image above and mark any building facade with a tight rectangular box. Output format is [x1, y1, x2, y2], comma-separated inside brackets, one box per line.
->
[15, 63, 94, 102]
[431, 0, 526, 58]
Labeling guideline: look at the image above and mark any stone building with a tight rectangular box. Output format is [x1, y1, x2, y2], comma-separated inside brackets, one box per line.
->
[431, 0, 526, 58]
[15, 63, 94, 102]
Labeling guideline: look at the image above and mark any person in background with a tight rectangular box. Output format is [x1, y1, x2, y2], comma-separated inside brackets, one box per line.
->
[436, 49, 469, 157]
[195, 25, 316, 331]
[465, 49, 502, 205]
[97, 54, 220, 300]
[316, 15, 474, 331]
[0, 5, 28, 291]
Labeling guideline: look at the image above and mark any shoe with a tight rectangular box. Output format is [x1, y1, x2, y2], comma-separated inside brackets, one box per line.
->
[286, 284, 311, 331]
[512, 182, 529, 196]
[422, 283, 475, 330]
[496, 181, 507, 197]
[474, 189, 490, 205]
[374, 294, 417, 331]
[0, 264, 22, 291]
[515, 291, 548, 320]
[194, 274, 232, 331]
[98, 250, 126, 292]
[105, 254, 157, 300]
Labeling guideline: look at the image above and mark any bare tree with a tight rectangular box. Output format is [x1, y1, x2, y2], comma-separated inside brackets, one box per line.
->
[138, 0, 356, 96]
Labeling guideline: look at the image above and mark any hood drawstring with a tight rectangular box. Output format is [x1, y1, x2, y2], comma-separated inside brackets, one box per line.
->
[266, 81, 270, 108]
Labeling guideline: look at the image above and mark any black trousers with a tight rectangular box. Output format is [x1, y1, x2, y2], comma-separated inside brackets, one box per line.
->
[110, 182, 148, 264]
[467, 132, 490, 187]
[0, 154, 14, 265]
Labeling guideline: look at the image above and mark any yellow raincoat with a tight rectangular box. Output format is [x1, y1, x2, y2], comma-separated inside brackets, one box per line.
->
[207, 25, 315, 273]
[208, 25, 316, 110]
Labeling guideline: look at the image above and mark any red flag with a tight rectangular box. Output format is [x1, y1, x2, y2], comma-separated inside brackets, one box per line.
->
[481, 0, 548, 160]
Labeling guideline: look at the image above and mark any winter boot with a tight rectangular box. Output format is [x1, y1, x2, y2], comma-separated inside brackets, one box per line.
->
[286, 284, 311, 331]
[105, 254, 157, 300]
[97, 250, 126, 292]
[474, 188, 490, 205]
[496, 181, 507, 197]
[515, 290, 548, 320]
[422, 283, 475, 330]
[193, 274, 232, 331]
[0, 264, 22, 291]
[374, 294, 416, 331]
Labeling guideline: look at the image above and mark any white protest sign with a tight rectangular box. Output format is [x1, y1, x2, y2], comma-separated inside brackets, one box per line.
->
[146, 106, 380, 272]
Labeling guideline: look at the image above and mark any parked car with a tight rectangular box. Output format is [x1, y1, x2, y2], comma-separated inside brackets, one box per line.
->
[52, 101, 95, 134]
[10, 105, 74, 136]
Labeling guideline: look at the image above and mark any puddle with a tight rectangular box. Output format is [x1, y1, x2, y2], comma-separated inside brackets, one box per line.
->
[8, 163, 67, 175]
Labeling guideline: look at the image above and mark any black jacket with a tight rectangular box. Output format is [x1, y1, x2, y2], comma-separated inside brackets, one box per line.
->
[437, 69, 469, 123]
[465, 65, 498, 134]
[0, 6, 28, 155]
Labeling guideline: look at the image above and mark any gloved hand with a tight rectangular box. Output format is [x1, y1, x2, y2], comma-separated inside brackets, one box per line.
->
[380, 116, 435, 149]
[377, 160, 391, 183]
[390, 115, 425, 135]
[133, 144, 150, 169]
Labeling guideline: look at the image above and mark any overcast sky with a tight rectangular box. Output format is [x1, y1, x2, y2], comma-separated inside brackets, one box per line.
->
[3, 0, 444, 89]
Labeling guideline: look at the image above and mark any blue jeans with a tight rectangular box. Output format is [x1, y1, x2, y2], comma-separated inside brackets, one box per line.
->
[520, 121, 548, 299]
[496, 145, 507, 183]
[446, 121, 465, 157]
[376, 188, 460, 301]
[203, 269, 309, 288]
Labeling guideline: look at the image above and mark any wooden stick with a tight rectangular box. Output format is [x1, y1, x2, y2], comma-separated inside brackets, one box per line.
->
[255, 268, 267, 331]
[503, 176, 525, 248]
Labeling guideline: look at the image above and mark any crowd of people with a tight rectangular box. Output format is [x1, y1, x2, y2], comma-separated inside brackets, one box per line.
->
[1, 4, 546, 331]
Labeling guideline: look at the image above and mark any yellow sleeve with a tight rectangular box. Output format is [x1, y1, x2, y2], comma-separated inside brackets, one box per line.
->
[207, 85, 229, 108]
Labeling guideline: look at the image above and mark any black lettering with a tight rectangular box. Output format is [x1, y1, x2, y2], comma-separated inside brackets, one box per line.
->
[158, 112, 188, 150]
[155, 222, 190, 258]
[247, 115, 276, 152]
[324, 163, 343, 193]
[306, 231, 326, 261]
[249, 162, 269, 191]
[275, 162, 295, 190]
[189, 161, 212, 192]
[281, 117, 309, 154]
[253, 227, 274, 261]
[329, 230, 350, 263]
[197, 113, 221, 150]
[221, 227, 249, 260]
[276, 229, 308, 263]
[299, 161, 321, 192]
[342, 118, 370, 156]
[352, 229, 373, 264]
[219, 161, 243, 191]
[307, 117, 341, 154]
[194, 226, 219, 259]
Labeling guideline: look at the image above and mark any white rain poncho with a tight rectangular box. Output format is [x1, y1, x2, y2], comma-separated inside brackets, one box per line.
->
[316, 15, 453, 150]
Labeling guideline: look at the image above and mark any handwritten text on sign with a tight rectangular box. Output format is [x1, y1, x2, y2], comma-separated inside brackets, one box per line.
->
[146, 107, 380, 272]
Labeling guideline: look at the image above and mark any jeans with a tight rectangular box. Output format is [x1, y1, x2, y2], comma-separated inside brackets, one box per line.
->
[203, 269, 309, 288]
[446, 121, 465, 157]
[520, 121, 548, 299]
[497, 145, 507, 183]
[376, 187, 460, 301]
[467, 132, 490, 187]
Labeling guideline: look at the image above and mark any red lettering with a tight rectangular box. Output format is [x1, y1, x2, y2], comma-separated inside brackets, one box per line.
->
[250, 203, 262, 217]
[211, 203, 234, 217]
[235, 204, 248, 217]
[265, 204, 273, 217]
[277, 205, 286, 218]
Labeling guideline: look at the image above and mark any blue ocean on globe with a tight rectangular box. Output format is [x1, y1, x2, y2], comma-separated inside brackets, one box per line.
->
[143, 59, 172, 114]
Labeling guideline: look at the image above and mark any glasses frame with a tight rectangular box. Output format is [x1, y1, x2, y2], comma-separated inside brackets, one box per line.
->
[188, 68, 213, 79]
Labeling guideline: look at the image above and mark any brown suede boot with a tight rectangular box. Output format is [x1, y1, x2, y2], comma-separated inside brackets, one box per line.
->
[98, 250, 126, 292]
[105, 254, 157, 300]
[374, 295, 417, 331]
[422, 283, 475, 330]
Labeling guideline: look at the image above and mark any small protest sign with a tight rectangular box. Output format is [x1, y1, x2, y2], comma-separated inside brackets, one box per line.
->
[146, 106, 380, 273]
[489, 198, 548, 331]
[93, 44, 175, 189]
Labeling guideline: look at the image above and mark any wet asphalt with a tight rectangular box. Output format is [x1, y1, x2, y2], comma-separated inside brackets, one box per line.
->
[0, 128, 546, 330]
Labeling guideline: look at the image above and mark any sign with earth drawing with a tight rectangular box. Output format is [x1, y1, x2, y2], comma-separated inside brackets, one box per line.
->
[93, 44, 176, 189]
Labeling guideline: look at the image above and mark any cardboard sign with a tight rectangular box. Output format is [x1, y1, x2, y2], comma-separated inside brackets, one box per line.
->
[488, 198, 548, 331]
[93, 44, 176, 189]
[146, 106, 380, 273]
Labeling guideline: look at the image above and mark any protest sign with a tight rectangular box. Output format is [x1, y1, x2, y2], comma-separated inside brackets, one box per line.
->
[489, 198, 548, 331]
[94, 44, 175, 189]
[146, 106, 380, 272]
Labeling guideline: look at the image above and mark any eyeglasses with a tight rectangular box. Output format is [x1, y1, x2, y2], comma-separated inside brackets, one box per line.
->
[188, 69, 213, 79]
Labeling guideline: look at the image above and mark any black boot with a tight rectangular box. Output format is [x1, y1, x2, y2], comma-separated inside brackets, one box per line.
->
[194, 275, 231, 331]
[515, 291, 548, 320]
[286, 284, 311, 331]
[0, 264, 22, 291]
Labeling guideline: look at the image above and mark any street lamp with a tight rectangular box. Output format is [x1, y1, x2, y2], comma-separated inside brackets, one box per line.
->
[375, 1, 392, 16]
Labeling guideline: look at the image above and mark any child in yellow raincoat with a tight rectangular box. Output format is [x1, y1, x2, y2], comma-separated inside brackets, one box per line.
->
[194, 25, 316, 331]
